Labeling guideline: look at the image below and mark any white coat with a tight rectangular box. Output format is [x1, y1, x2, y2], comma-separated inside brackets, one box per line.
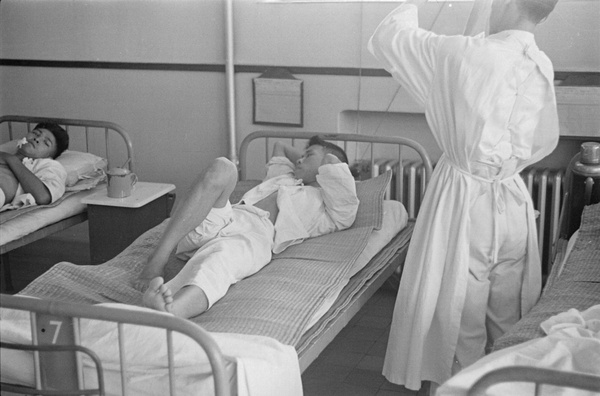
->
[368, 5, 559, 389]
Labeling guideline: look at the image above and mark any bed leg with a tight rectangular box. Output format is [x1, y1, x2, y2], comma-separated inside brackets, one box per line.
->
[0, 253, 15, 293]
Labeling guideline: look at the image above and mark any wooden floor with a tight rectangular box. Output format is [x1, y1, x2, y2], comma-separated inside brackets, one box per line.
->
[1, 223, 429, 395]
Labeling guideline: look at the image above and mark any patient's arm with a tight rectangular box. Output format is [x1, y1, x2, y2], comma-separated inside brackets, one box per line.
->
[272, 141, 303, 164]
[0, 152, 53, 205]
[0, 163, 19, 203]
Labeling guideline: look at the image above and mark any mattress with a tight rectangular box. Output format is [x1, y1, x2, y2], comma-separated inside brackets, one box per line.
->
[0, 186, 102, 247]
[15, 171, 396, 342]
[304, 199, 407, 330]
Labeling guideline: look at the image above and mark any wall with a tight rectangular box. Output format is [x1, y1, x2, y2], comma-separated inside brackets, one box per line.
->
[0, 0, 228, 197]
[1, 0, 599, 191]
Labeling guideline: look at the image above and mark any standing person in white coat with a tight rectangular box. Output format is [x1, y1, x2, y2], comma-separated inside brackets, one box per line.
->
[368, 0, 560, 391]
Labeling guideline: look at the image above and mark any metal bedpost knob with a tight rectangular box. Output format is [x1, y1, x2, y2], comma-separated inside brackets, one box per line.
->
[580, 142, 600, 165]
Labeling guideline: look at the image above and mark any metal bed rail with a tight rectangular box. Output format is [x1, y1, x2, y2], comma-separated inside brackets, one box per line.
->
[238, 130, 433, 185]
[0, 115, 134, 172]
[1, 294, 230, 396]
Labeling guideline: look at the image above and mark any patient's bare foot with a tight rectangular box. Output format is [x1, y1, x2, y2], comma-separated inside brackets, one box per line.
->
[143, 277, 173, 313]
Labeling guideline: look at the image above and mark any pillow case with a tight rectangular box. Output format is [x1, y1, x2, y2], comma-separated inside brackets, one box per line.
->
[353, 169, 392, 230]
[57, 150, 108, 187]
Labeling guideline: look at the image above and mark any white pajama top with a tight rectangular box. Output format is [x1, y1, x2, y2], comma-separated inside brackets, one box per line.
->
[241, 156, 359, 254]
[368, 5, 559, 389]
[0, 144, 67, 209]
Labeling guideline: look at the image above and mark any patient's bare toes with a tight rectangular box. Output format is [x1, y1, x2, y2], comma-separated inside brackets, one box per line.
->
[142, 277, 172, 313]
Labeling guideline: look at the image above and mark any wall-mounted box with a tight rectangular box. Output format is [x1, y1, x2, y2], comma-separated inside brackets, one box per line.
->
[555, 85, 600, 138]
[253, 68, 303, 127]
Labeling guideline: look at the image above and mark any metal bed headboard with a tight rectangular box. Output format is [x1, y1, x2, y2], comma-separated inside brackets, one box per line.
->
[238, 131, 433, 218]
[0, 294, 230, 396]
[238, 130, 432, 182]
[0, 115, 134, 172]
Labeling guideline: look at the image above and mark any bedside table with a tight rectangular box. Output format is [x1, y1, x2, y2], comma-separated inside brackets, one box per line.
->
[82, 182, 176, 264]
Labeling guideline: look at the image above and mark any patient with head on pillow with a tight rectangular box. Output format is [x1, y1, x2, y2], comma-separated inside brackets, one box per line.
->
[0, 123, 69, 208]
[139, 135, 360, 319]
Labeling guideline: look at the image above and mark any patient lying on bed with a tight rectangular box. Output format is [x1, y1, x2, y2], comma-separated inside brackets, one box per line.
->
[0, 123, 69, 208]
[140, 135, 360, 319]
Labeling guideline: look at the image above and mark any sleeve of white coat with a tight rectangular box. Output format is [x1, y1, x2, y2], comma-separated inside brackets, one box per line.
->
[367, 4, 441, 107]
[316, 163, 359, 230]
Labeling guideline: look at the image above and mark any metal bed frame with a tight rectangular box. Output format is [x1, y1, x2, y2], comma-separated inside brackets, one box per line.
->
[0, 115, 134, 255]
[0, 115, 134, 290]
[238, 130, 433, 371]
[1, 130, 433, 394]
[0, 294, 230, 396]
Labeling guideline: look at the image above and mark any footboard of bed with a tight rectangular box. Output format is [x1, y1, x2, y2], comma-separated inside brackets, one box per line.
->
[0, 294, 230, 396]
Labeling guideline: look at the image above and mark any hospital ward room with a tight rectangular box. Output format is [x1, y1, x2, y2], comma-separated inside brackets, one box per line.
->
[1, 0, 599, 395]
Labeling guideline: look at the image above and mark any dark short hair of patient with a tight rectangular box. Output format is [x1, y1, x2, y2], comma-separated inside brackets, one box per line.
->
[308, 135, 349, 164]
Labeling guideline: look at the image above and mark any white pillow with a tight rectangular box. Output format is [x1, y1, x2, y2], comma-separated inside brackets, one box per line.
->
[56, 150, 108, 187]
[0, 140, 108, 187]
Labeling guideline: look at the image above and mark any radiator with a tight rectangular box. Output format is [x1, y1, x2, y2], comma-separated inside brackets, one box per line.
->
[521, 167, 564, 275]
[360, 159, 564, 275]
[370, 159, 428, 219]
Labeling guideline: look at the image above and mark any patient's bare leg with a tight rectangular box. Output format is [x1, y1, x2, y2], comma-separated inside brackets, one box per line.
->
[138, 158, 238, 288]
[143, 277, 209, 318]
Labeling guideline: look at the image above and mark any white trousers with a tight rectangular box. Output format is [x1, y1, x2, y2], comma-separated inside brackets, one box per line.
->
[455, 189, 527, 370]
[166, 202, 274, 309]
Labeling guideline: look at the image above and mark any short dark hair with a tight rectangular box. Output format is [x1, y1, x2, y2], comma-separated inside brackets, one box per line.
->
[307, 135, 349, 164]
[517, 0, 558, 24]
[35, 122, 69, 158]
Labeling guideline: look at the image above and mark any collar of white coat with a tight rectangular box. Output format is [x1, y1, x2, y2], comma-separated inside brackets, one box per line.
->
[488, 29, 535, 46]
[489, 30, 554, 85]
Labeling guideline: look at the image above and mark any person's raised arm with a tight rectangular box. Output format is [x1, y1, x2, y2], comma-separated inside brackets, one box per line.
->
[272, 141, 303, 164]
[368, 2, 441, 107]
[0, 152, 53, 205]
[316, 153, 359, 230]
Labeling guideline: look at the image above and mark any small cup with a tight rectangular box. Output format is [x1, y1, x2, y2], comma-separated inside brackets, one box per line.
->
[107, 167, 138, 198]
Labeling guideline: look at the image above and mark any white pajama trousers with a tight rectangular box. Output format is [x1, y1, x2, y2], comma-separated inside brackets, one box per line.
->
[165, 202, 274, 309]
[455, 188, 527, 370]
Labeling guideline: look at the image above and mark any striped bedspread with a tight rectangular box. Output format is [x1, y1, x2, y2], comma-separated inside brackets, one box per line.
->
[493, 202, 600, 350]
[19, 171, 400, 346]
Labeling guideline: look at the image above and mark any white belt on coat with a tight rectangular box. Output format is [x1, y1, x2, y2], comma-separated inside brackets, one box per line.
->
[443, 156, 527, 264]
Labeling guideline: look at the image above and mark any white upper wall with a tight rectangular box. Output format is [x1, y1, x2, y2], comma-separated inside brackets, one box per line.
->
[0, 0, 224, 63]
[1, 0, 598, 71]
[1, 0, 598, 195]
